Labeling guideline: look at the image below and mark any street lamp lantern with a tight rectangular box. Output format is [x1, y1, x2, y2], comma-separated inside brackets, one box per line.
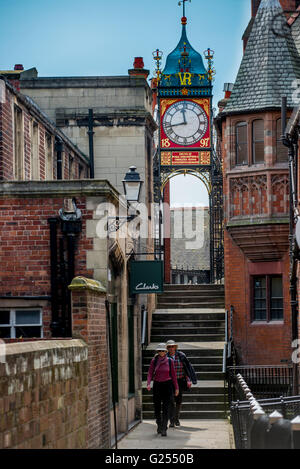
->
[122, 166, 143, 203]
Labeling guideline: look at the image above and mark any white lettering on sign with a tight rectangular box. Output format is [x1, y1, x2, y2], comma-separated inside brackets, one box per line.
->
[135, 283, 160, 291]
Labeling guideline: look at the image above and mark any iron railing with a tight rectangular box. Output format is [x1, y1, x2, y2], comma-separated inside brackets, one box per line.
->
[231, 395, 300, 449]
[229, 371, 300, 449]
[228, 365, 294, 402]
[141, 305, 148, 349]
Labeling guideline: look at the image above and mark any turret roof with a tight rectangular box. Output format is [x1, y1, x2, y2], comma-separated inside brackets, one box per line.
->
[162, 22, 207, 76]
[224, 0, 300, 113]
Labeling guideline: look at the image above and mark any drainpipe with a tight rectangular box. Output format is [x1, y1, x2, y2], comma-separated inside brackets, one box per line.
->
[55, 137, 63, 180]
[88, 109, 95, 179]
[48, 217, 60, 337]
[282, 97, 299, 395]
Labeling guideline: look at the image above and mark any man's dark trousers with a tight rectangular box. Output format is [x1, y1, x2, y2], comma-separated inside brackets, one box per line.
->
[169, 377, 186, 424]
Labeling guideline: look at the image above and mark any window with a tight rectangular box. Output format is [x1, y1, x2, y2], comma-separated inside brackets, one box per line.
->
[236, 122, 248, 165]
[78, 164, 84, 179]
[252, 119, 264, 163]
[69, 154, 74, 179]
[276, 119, 288, 162]
[14, 106, 23, 180]
[252, 275, 283, 322]
[31, 122, 39, 179]
[0, 309, 43, 339]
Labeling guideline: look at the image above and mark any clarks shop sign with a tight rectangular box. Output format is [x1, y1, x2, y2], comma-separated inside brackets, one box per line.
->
[130, 260, 164, 295]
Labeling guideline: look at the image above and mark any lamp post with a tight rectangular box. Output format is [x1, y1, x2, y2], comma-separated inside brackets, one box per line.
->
[108, 166, 143, 233]
[122, 166, 143, 203]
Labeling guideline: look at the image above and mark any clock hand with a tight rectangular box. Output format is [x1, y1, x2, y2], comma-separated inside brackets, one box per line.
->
[165, 121, 186, 128]
[181, 109, 187, 125]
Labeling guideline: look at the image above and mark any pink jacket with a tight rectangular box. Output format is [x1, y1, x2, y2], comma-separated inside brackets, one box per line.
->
[147, 355, 179, 391]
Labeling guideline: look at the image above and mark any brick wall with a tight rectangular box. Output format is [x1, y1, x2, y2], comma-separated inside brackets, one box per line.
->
[0, 194, 94, 338]
[225, 230, 292, 365]
[0, 339, 88, 449]
[69, 277, 110, 449]
[221, 108, 292, 365]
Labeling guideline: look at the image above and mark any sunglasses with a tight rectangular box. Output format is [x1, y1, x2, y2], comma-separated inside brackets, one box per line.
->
[167, 345, 176, 348]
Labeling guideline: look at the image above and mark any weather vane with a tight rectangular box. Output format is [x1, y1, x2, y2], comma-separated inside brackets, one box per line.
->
[178, 0, 191, 17]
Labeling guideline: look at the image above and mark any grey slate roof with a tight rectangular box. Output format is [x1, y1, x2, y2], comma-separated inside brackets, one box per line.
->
[224, 0, 300, 114]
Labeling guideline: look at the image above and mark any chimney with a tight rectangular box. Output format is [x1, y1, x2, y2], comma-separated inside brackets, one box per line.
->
[128, 57, 150, 80]
[14, 64, 24, 71]
[218, 83, 234, 112]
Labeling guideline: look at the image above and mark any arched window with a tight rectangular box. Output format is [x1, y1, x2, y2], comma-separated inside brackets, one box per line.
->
[276, 119, 288, 162]
[236, 122, 248, 165]
[252, 119, 264, 163]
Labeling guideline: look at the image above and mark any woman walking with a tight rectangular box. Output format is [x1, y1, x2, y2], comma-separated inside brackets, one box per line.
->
[147, 343, 179, 437]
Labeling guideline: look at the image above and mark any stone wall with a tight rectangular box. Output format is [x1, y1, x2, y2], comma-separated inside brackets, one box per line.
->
[69, 276, 110, 449]
[0, 339, 88, 449]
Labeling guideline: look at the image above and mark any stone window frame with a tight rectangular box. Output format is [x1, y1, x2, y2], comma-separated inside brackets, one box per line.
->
[0, 308, 43, 339]
[31, 119, 40, 180]
[13, 103, 24, 180]
[45, 132, 54, 180]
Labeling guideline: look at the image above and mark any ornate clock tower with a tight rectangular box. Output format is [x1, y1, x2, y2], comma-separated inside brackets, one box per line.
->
[153, 1, 223, 283]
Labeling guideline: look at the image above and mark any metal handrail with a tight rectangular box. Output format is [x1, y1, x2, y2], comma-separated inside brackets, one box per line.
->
[141, 305, 148, 348]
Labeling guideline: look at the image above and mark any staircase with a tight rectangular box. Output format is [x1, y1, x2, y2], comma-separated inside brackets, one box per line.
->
[142, 284, 227, 420]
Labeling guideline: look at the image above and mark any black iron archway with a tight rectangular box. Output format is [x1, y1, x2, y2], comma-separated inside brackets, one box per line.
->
[153, 148, 224, 284]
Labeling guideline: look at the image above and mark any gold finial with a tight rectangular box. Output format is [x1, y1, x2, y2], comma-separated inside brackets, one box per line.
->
[204, 48, 216, 82]
[152, 49, 163, 81]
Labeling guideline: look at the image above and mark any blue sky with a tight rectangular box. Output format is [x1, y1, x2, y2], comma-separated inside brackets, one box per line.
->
[0, 0, 251, 204]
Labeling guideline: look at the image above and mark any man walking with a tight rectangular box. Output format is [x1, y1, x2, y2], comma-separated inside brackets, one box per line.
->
[166, 340, 197, 427]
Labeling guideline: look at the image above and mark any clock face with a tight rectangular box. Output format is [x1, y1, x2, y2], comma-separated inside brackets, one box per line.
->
[162, 100, 209, 146]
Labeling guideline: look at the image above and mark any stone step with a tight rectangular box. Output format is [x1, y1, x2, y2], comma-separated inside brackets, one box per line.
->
[143, 348, 224, 357]
[142, 393, 225, 403]
[163, 284, 224, 290]
[157, 302, 225, 309]
[152, 313, 225, 321]
[142, 380, 227, 398]
[150, 334, 225, 342]
[158, 291, 225, 298]
[142, 402, 225, 412]
[142, 411, 226, 420]
[142, 364, 223, 373]
[142, 356, 223, 365]
[151, 326, 225, 334]
[152, 320, 225, 327]
[158, 296, 225, 303]
[143, 371, 225, 381]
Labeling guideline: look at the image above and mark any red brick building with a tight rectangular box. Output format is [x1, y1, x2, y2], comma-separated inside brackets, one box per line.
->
[0, 77, 89, 182]
[215, 0, 300, 365]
